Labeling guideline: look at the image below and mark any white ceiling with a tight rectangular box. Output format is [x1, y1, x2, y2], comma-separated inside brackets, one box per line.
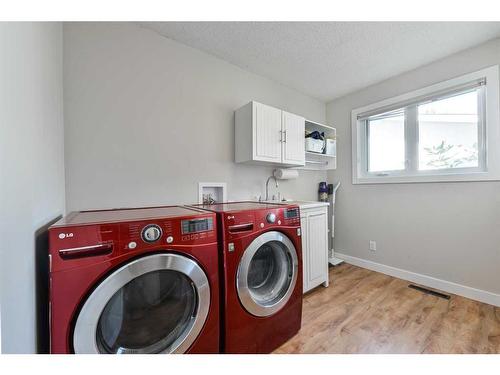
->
[139, 22, 500, 102]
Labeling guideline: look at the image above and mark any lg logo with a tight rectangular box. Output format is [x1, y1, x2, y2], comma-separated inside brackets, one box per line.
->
[58, 233, 74, 239]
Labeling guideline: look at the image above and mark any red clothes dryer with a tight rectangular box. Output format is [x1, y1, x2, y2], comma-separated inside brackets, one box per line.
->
[193, 202, 303, 353]
[49, 206, 219, 354]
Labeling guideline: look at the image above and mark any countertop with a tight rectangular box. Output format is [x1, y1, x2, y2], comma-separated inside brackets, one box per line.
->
[262, 200, 329, 210]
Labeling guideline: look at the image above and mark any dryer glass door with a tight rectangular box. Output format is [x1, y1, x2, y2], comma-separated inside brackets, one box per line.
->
[73, 253, 210, 354]
[237, 231, 298, 317]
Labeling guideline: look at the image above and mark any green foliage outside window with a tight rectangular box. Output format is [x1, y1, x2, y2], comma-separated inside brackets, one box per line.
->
[423, 141, 478, 169]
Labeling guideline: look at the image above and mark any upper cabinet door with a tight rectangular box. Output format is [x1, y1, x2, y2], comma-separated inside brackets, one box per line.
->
[282, 111, 305, 165]
[253, 102, 282, 163]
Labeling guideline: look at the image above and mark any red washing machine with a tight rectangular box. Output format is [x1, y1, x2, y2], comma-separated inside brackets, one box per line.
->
[49, 206, 219, 354]
[193, 202, 303, 353]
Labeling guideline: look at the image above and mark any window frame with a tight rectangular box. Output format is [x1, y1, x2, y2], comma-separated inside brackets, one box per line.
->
[351, 66, 500, 184]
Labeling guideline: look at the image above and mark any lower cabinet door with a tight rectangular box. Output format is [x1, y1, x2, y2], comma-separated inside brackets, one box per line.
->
[306, 211, 328, 291]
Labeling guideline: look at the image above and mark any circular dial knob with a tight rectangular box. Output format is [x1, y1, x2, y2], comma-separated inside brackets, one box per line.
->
[266, 213, 277, 224]
[141, 224, 162, 243]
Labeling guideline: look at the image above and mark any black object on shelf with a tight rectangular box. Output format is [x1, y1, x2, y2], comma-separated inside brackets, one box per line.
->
[305, 131, 325, 140]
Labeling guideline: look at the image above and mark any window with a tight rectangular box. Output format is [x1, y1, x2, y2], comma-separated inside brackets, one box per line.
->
[367, 108, 406, 173]
[417, 90, 480, 171]
[352, 66, 500, 184]
[364, 87, 484, 175]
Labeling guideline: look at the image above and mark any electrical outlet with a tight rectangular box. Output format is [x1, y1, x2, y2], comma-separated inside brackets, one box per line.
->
[369, 240, 377, 252]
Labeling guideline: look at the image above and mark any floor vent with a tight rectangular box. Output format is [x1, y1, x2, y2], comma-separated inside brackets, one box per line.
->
[408, 284, 451, 300]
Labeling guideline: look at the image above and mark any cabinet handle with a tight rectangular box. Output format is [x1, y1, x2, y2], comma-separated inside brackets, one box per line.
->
[283, 130, 287, 143]
[279, 130, 283, 143]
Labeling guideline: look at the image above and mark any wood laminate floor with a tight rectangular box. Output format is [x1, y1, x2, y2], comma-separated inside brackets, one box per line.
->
[274, 264, 500, 354]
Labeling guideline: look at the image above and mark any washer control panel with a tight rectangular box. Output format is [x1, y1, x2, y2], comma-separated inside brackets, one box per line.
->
[141, 224, 162, 243]
[223, 205, 301, 239]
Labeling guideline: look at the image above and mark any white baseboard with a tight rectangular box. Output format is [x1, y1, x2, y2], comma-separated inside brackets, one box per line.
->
[336, 253, 500, 307]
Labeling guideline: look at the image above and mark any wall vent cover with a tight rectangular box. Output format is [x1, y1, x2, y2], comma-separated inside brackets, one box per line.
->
[408, 284, 451, 300]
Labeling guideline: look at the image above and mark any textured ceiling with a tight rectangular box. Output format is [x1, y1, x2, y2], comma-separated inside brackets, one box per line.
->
[139, 22, 500, 102]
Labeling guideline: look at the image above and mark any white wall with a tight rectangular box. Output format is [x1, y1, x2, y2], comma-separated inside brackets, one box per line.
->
[327, 38, 500, 300]
[63, 23, 327, 212]
[0, 23, 65, 353]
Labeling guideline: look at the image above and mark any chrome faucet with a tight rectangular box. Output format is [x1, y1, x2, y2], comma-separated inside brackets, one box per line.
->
[265, 175, 279, 201]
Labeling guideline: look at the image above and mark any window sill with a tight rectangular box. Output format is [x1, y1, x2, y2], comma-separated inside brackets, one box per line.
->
[353, 171, 500, 184]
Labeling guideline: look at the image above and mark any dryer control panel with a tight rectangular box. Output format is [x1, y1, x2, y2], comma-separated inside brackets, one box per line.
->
[125, 216, 216, 247]
[49, 212, 217, 273]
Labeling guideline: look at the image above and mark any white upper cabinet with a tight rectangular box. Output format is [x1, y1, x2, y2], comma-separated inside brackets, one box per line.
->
[282, 111, 305, 165]
[235, 101, 305, 167]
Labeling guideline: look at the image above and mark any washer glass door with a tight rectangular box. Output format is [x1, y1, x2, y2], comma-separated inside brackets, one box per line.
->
[73, 253, 210, 354]
[237, 231, 298, 317]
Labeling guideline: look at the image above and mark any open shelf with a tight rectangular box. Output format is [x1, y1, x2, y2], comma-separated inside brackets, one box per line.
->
[303, 120, 337, 170]
[296, 151, 337, 171]
[305, 119, 336, 136]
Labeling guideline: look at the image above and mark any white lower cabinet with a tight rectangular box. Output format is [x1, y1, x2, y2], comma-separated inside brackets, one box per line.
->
[301, 206, 329, 293]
